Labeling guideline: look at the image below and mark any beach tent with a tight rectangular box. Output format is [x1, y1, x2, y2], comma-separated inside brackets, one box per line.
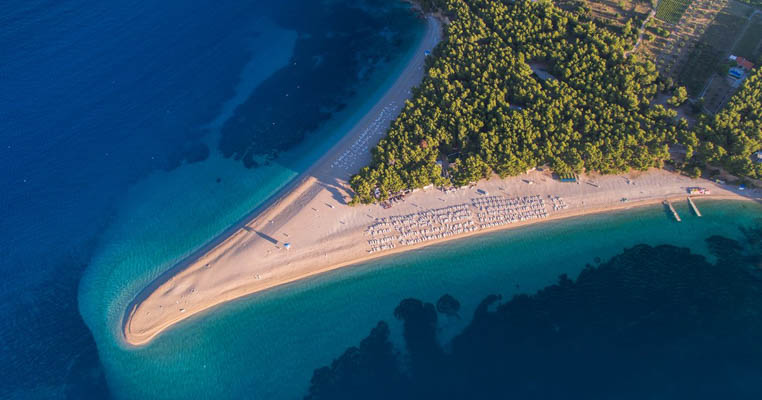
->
[558, 173, 577, 182]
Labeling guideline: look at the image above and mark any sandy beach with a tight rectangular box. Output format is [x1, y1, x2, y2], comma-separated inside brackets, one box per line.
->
[122, 16, 760, 346]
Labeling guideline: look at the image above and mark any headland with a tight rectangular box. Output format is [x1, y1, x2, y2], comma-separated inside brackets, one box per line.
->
[122, 16, 760, 346]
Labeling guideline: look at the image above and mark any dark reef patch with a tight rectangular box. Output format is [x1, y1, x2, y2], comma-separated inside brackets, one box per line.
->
[305, 230, 762, 400]
[435, 294, 460, 318]
[217, 0, 421, 168]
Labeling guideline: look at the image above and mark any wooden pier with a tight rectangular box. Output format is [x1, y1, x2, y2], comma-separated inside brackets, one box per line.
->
[687, 197, 702, 217]
[664, 200, 681, 222]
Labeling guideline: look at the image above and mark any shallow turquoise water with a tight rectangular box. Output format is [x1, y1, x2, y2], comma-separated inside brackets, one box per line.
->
[92, 200, 762, 399]
[74, 2, 427, 398]
[1, 0, 425, 397]
[4, 0, 758, 397]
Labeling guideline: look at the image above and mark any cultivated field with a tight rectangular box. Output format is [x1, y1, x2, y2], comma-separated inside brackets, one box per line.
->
[639, 0, 725, 79]
[655, 0, 693, 23]
[636, 0, 759, 108]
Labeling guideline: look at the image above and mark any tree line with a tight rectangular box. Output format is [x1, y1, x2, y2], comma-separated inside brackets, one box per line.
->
[688, 67, 762, 179]
[350, 0, 757, 203]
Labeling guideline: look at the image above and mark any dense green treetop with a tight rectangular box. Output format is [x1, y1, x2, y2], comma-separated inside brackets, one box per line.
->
[667, 86, 688, 107]
[692, 67, 762, 179]
[350, 0, 685, 203]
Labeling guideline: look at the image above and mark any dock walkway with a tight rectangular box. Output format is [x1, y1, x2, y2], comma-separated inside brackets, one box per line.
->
[664, 200, 681, 222]
[687, 197, 702, 217]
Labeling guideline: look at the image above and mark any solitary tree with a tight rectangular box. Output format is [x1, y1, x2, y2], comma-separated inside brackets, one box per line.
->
[668, 86, 688, 107]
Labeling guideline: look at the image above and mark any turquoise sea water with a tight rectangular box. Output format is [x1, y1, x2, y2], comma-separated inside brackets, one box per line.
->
[3, 0, 761, 398]
[76, 5, 426, 400]
[1, 0, 424, 398]
[88, 200, 762, 399]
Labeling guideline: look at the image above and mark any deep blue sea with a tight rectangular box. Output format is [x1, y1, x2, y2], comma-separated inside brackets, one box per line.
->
[2, 1, 762, 400]
[1, 1, 424, 398]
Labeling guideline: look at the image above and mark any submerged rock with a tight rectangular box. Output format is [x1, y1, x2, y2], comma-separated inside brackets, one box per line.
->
[305, 233, 762, 400]
[435, 294, 460, 318]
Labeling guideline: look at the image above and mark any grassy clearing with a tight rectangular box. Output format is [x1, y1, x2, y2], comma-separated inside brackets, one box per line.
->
[700, 12, 748, 49]
[732, 19, 762, 60]
[702, 75, 732, 113]
[679, 43, 723, 95]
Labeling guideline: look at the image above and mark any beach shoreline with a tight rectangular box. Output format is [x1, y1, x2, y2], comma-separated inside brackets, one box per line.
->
[122, 16, 443, 346]
[122, 15, 761, 347]
[124, 190, 755, 345]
